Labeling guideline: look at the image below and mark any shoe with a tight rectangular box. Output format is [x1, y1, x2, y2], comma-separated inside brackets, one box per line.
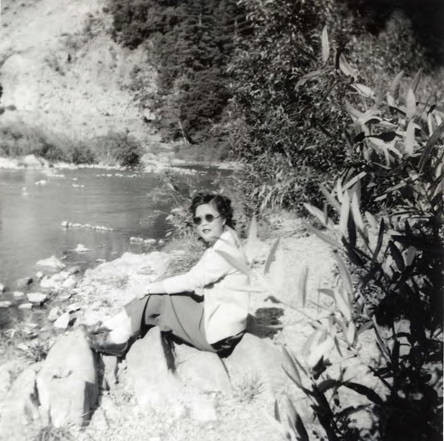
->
[87, 326, 130, 357]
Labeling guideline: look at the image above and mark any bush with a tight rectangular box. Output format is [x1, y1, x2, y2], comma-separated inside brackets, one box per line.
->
[91, 131, 143, 167]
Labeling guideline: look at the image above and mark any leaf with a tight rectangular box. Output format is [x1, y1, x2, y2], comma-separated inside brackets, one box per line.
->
[339, 192, 350, 236]
[350, 190, 365, 234]
[346, 322, 356, 346]
[335, 254, 354, 301]
[352, 83, 374, 99]
[404, 120, 416, 155]
[335, 288, 352, 321]
[321, 25, 330, 64]
[419, 121, 444, 171]
[294, 412, 310, 441]
[342, 381, 384, 406]
[214, 249, 252, 276]
[389, 241, 405, 271]
[389, 71, 404, 97]
[274, 399, 281, 422]
[410, 68, 422, 93]
[298, 265, 309, 308]
[264, 238, 280, 274]
[319, 183, 341, 212]
[304, 203, 329, 227]
[371, 218, 385, 261]
[295, 70, 324, 89]
[318, 378, 340, 394]
[343, 171, 367, 191]
[347, 207, 357, 248]
[364, 211, 378, 230]
[406, 88, 416, 119]
[372, 132, 397, 143]
[338, 53, 358, 80]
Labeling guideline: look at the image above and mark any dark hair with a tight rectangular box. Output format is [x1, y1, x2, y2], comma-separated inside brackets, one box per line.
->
[190, 192, 235, 229]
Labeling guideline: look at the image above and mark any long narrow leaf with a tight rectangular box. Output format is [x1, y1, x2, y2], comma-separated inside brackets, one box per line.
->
[405, 120, 416, 155]
[214, 249, 252, 276]
[321, 25, 330, 64]
[319, 183, 341, 212]
[334, 254, 354, 301]
[406, 88, 416, 119]
[264, 238, 280, 274]
[304, 203, 329, 227]
[371, 218, 385, 262]
[342, 381, 384, 406]
[339, 192, 351, 236]
[299, 265, 309, 308]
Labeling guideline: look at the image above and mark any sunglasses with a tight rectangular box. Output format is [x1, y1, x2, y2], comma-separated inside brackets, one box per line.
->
[193, 214, 220, 225]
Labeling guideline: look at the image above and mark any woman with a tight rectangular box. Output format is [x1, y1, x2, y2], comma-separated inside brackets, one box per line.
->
[89, 192, 250, 356]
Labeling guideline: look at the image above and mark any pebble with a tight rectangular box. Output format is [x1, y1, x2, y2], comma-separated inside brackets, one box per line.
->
[0, 301, 12, 308]
[0, 283, 5, 293]
[48, 307, 60, 321]
[67, 303, 81, 313]
[27, 292, 48, 305]
[13, 291, 25, 299]
[35, 271, 44, 280]
[54, 312, 71, 330]
[18, 303, 33, 310]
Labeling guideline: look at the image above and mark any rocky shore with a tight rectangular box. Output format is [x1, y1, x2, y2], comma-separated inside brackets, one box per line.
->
[0, 215, 383, 441]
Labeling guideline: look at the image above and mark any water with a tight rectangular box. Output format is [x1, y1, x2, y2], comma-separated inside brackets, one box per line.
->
[0, 166, 216, 294]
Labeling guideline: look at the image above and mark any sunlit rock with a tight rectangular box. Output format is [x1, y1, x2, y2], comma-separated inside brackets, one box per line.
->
[36, 328, 98, 428]
[0, 364, 41, 440]
[0, 300, 12, 308]
[18, 303, 32, 310]
[53, 312, 71, 330]
[36, 255, 65, 270]
[27, 292, 48, 305]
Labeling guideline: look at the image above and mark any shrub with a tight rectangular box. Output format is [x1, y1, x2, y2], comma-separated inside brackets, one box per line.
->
[91, 131, 143, 167]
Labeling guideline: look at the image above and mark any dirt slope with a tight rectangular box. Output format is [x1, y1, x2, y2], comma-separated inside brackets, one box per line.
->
[0, 0, 160, 148]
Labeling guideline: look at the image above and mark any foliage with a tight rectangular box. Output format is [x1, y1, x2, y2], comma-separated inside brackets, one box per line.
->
[227, 0, 441, 213]
[89, 131, 143, 167]
[108, 0, 242, 144]
[302, 49, 443, 439]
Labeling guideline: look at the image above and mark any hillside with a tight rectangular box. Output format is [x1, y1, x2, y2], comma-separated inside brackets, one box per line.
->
[0, 0, 162, 152]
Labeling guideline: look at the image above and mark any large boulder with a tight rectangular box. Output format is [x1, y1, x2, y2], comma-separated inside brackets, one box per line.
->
[174, 342, 231, 394]
[224, 333, 288, 406]
[124, 328, 184, 416]
[36, 328, 99, 428]
[0, 364, 41, 441]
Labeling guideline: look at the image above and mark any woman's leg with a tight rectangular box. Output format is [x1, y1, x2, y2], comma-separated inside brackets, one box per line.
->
[124, 293, 215, 352]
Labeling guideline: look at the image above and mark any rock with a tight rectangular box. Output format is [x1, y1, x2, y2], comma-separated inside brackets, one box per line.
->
[48, 307, 60, 321]
[36, 255, 65, 270]
[67, 303, 81, 313]
[0, 282, 5, 293]
[62, 275, 77, 289]
[35, 271, 44, 281]
[13, 291, 25, 299]
[27, 292, 48, 305]
[36, 328, 99, 428]
[0, 300, 12, 308]
[53, 312, 70, 330]
[18, 303, 33, 310]
[0, 360, 21, 397]
[72, 243, 89, 253]
[0, 364, 41, 440]
[174, 343, 231, 394]
[16, 276, 33, 289]
[188, 395, 218, 422]
[35, 179, 48, 186]
[225, 334, 287, 400]
[125, 328, 184, 415]
[21, 154, 48, 168]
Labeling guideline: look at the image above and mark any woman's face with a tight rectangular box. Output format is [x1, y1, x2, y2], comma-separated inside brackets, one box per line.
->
[194, 202, 225, 245]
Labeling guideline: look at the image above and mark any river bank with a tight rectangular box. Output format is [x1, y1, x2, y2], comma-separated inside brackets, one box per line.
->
[0, 211, 384, 441]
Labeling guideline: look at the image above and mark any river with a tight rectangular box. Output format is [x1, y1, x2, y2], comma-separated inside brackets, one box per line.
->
[0, 166, 219, 328]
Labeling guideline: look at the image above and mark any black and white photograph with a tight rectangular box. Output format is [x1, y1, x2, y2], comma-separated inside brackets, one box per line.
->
[0, 0, 443, 440]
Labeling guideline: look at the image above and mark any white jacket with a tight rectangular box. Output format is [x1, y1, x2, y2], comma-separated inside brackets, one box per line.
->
[161, 227, 250, 344]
